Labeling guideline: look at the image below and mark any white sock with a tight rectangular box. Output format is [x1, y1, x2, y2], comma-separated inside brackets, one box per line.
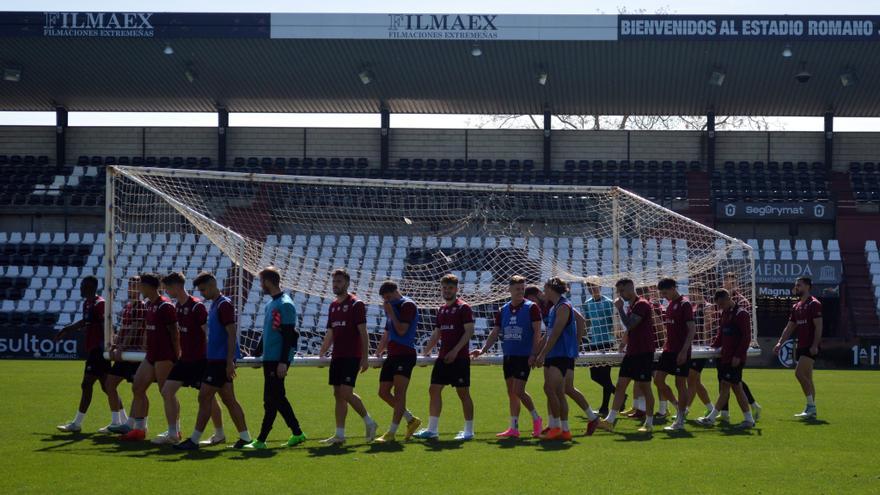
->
[239, 430, 251, 442]
[529, 409, 540, 420]
[120, 408, 128, 424]
[134, 417, 147, 430]
[561, 420, 569, 432]
[707, 407, 719, 420]
[335, 427, 345, 438]
[606, 410, 618, 422]
[509, 416, 518, 429]
[190, 429, 203, 443]
[427, 416, 439, 433]
[73, 411, 86, 426]
[636, 397, 646, 411]
[720, 410, 730, 419]
[125, 416, 135, 428]
[363, 413, 376, 426]
[111, 411, 121, 424]
[168, 424, 178, 437]
[403, 410, 414, 422]
[214, 427, 225, 438]
[389, 422, 399, 434]
[176, 420, 181, 432]
[751, 402, 760, 409]
[806, 395, 815, 406]
[584, 408, 598, 421]
[464, 420, 474, 435]
[548, 416, 558, 428]
[743, 411, 754, 423]
[659, 400, 668, 415]
[644, 415, 653, 427]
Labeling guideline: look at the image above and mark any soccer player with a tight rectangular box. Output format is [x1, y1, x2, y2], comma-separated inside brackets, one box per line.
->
[718, 272, 762, 422]
[583, 279, 618, 416]
[535, 277, 595, 441]
[153, 272, 225, 445]
[374, 280, 422, 443]
[318, 268, 377, 445]
[774, 276, 823, 419]
[598, 278, 656, 434]
[105, 276, 145, 434]
[174, 272, 252, 450]
[55, 275, 118, 432]
[471, 275, 543, 438]
[243, 267, 306, 449]
[685, 284, 714, 417]
[696, 289, 755, 429]
[414, 274, 476, 441]
[654, 278, 695, 431]
[117, 273, 179, 441]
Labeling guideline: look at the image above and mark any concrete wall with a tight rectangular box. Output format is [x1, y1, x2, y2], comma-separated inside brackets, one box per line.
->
[0, 126, 56, 163]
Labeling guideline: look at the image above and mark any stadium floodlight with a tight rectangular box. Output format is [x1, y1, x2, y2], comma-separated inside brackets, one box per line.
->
[782, 44, 793, 58]
[105, 166, 759, 367]
[163, 44, 174, 55]
[708, 69, 726, 87]
[358, 67, 374, 85]
[840, 69, 857, 88]
[3, 66, 21, 82]
[470, 43, 482, 57]
[536, 68, 548, 86]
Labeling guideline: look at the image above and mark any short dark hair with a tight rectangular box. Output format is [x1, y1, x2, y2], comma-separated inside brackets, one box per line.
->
[713, 288, 730, 301]
[81, 275, 98, 289]
[524, 285, 542, 299]
[440, 273, 458, 286]
[193, 271, 215, 287]
[161, 271, 186, 287]
[331, 268, 350, 282]
[657, 278, 677, 290]
[379, 280, 398, 295]
[544, 277, 568, 295]
[139, 272, 161, 288]
[615, 278, 634, 288]
[509, 274, 526, 285]
[796, 276, 812, 287]
[259, 267, 281, 287]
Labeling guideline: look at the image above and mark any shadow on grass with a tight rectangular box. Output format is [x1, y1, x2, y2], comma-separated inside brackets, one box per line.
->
[535, 439, 577, 451]
[228, 448, 280, 460]
[792, 418, 830, 426]
[612, 431, 654, 442]
[33, 432, 95, 452]
[660, 429, 696, 440]
[365, 441, 405, 454]
[306, 444, 356, 457]
[415, 438, 465, 452]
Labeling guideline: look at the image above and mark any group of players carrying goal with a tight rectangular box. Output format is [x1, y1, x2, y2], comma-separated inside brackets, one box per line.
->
[54, 267, 824, 447]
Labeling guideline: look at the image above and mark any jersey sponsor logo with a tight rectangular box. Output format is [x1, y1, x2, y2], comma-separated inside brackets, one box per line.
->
[503, 324, 524, 341]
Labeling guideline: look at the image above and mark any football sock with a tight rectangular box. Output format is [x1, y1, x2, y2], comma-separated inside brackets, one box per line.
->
[509, 417, 518, 429]
[73, 411, 86, 426]
[190, 429, 203, 443]
[403, 410, 414, 422]
[427, 416, 439, 433]
[335, 427, 345, 438]
[584, 408, 598, 421]
[389, 422, 399, 434]
[743, 411, 754, 423]
[806, 395, 815, 406]
[658, 400, 668, 415]
[606, 410, 618, 422]
[464, 420, 474, 435]
[561, 420, 570, 432]
[529, 409, 540, 420]
[239, 430, 251, 442]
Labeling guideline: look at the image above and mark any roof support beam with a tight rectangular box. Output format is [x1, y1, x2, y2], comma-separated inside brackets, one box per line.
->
[380, 108, 390, 169]
[824, 112, 833, 172]
[706, 111, 716, 173]
[217, 107, 228, 171]
[55, 106, 67, 170]
[543, 109, 551, 173]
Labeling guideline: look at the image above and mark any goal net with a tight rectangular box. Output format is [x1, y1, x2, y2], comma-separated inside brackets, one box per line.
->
[105, 166, 757, 366]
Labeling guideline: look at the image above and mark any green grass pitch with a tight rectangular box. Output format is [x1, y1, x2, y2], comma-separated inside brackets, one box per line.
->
[0, 361, 876, 494]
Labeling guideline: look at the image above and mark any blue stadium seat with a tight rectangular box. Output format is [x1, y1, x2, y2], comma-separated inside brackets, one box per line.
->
[356, 158, 369, 169]
[564, 160, 576, 171]
[522, 159, 535, 171]
[411, 159, 424, 170]
[508, 159, 520, 171]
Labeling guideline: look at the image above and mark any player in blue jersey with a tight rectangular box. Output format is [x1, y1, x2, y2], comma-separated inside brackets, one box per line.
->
[583, 279, 619, 416]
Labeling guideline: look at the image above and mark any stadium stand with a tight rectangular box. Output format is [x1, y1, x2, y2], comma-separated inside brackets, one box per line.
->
[868, 240, 880, 318]
[712, 160, 830, 202]
[850, 162, 880, 203]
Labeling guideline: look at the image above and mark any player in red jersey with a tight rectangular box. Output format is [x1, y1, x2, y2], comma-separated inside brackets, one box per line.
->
[697, 289, 755, 429]
[654, 278, 696, 431]
[718, 272, 761, 422]
[55, 275, 119, 433]
[104, 276, 145, 434]
[413, 274, 476, 441]
[119, 272, 180, 441]
[318, 268, 377, 445]
[152, 272, 225, 445]
[774, 276, 823, 419]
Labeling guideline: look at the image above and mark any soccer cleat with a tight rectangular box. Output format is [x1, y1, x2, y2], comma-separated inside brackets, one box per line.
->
[599, 408, 609, 418]
[150, 431, 182, 445]
[627, 410, 646, 420]
[413, 429, 439, 440]
[560, 430, 573, 441]
[365, 421, 379, 443]
[286, 433, 307, 447]
[637, 423, 653, 433]
[56, 422, 82, 433]
[585, 417, 600, 436]
[119, 429, 146, 441]
[372, 431, 396, 443]
[404, 416, 422, 441]
[735, 420, 755, 430]
[531, 417, 543, 438]
[539, 426, 552, 436]
[173, 438, 199, 451]
[231, 439, 250, 449]
[495, 428, 520, 439]
[621, 407, 637, 416]
[541, 427, 563, 440]
[454, 431, 474, 441]
[663, 421, 685, 432]
[98, 423, 119, 434]
[653, 411, 669, 422]
[107, 423, 132, 434]
[242, 440, 267, 450]
[795, 405, 817, 419]
[596, 419, 615, 432]
[719, 411, 730, 423]
[199, 434, 226, 446]
[320, 435, 346, 445]
[695, 416, 716, 427]
[752, 403, 762, 422]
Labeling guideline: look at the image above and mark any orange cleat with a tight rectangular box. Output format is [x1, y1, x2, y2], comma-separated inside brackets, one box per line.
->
[560, 430, 573, 441]
[542, 427, 563, 440]
[119, 429, 146, 441]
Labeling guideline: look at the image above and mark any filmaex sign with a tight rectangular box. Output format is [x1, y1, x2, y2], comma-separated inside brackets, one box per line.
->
[717, 201, 835, 221]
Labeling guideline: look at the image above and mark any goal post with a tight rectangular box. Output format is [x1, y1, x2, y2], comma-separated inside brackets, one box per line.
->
[105, 165, 759, 366]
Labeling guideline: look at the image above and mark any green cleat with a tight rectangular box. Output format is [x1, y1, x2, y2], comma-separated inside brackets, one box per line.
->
[242, 440, 267, 450]
[286, 433, 307, 447]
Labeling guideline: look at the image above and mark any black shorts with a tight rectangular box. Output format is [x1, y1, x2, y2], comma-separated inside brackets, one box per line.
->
[796, 347, 819, 361]
[201, 360, 231, 388]
[543, 356, 575, 375]
[108, 361, 139, 382]
[430, 357, 470, 387]
[167, 359, 207, 389]
[84, 348, 111, 377]
[379, 354, 417, 382]
[656, 351, 689, 378]
[689, 358, 708, 372]
[329, 357, 361, 387]
[620, 352, 654, 382]
[717, 364, 744, 384]
[503, 355, 531, 381]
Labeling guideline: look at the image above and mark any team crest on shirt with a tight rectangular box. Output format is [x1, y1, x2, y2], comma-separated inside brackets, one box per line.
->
[342, 304, 349, 312]
[397, 365, 404, 371]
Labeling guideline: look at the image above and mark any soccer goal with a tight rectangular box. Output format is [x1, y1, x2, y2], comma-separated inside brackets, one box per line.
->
[104, 166, 758, 366]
